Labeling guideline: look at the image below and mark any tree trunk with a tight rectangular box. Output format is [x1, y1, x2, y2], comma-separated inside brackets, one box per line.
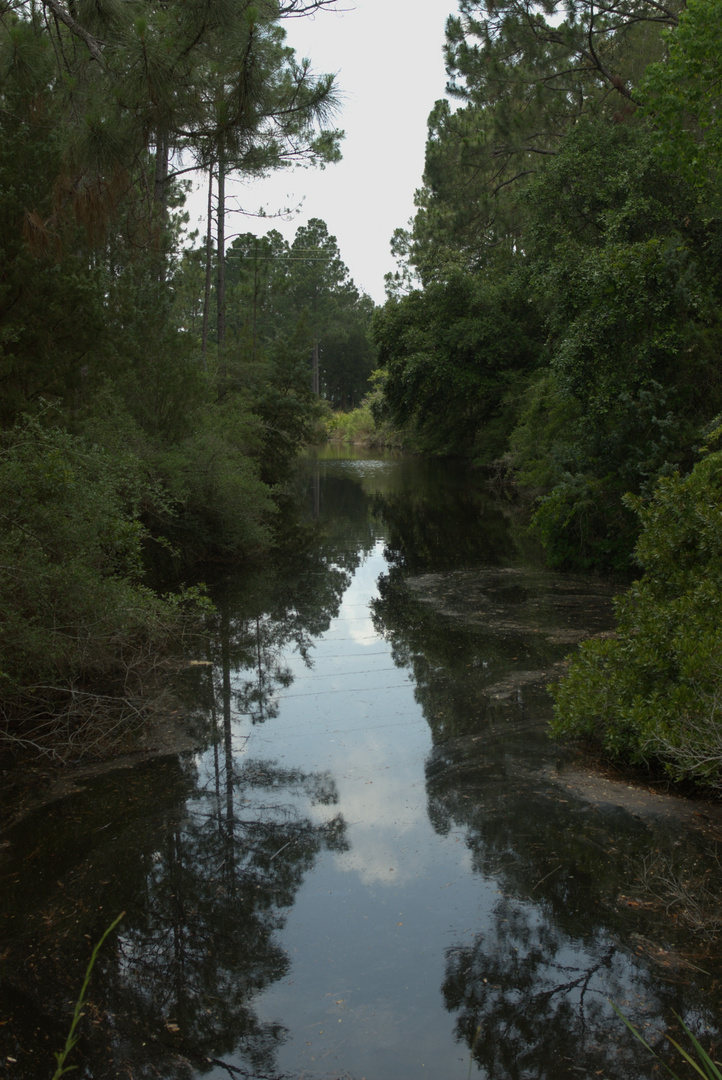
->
[312, 331, 320, 395]
[216, 148, 227, 388]
[202, 165, 214, 370]
[154, 130, 169, 282]
[220, 596, 236, 894]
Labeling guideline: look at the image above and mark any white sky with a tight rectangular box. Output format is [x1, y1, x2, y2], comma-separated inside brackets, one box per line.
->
[184, 0, 456, 304]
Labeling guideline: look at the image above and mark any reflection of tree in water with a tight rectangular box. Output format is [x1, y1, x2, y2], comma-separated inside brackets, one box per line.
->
[185, 467, 383, 736]
[290, 460, 384, 571]
[368, 469, 563, 760]
[428, 733, 722, 1079]
[184, 563, 350, 735]
[1, 749, 347, 1080]
[372, 470, 520, 578]
[88, 509, 359, 1078]
[101, 754, 348, 1080]
[370, 567, 568, 761]
[367, 494, 722, 1078]
[442, 903, 657, 1080]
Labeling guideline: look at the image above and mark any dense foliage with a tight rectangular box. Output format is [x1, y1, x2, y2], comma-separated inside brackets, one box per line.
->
[372, 0, 722, 784]
[0, 413, 210, 758]
[193, 217, 376, 418]
[551, 432, 722, 790]
[0, 0, 375, 757]
[375, 0, 722, 571]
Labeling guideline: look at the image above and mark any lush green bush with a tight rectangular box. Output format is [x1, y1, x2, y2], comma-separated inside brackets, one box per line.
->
[155, 398, 276, 564]
[509, 118, 722, 570]
[531, 472, 639, 571]
[326, 400, 390, 446]
[0, 415, 208, 759]
[326, 402, 373, 442]
[74, 384, 280, 568]
[550, 431, 722, 790]
[371, 268, 543, 459]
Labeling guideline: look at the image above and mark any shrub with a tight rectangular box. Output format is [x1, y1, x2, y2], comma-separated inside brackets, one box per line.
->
[155, 399, 276, 564]
[0, 414, 207, 759]
[327, 401, 378, 443]
[550, 430, 722, 790]
[326, 393, 403, 449]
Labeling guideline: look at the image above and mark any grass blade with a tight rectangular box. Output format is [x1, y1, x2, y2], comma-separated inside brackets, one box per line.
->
[52, 912, 125, 1080]
[610, 1001, 682, 1080]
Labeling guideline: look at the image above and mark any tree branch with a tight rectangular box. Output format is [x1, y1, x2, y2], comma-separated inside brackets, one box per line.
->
[585, 0, 641, 106]
[42, 0, 105, 64]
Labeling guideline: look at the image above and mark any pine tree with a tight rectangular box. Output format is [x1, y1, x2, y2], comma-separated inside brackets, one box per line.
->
[410, 0, 677, 277]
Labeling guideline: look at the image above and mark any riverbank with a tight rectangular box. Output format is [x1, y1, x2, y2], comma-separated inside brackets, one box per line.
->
[3, 451, 722, 1080]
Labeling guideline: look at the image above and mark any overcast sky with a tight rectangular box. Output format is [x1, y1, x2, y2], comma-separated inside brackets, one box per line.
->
[185, 0, 456, 304]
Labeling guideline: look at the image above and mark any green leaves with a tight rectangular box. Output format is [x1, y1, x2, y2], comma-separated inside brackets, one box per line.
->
[372, 268, 543, 458]
[0, 413, 209, 758]
[550, 435, 722, 789]
[642, 0, 722, 200]
[409, 0, 676, 277]
[52, 913, 125, 1080]
[612, 1002, 722, 1080]
[504, 114, 722, 568]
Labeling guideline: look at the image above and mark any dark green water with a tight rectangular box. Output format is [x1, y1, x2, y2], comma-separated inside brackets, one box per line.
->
[2, 448, 722, 1079]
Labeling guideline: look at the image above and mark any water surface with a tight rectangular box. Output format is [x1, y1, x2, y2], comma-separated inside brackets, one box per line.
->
[2, 449, 722, 1079]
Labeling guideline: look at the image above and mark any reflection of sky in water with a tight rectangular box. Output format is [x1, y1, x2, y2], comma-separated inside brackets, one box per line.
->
[210, 507, 701, 1080]
[216, 536, 496, 1077]
[4, 456, 720, 1080]
[240, 539, 444, 890]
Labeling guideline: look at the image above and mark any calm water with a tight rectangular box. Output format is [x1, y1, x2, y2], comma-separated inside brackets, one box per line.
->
[2, 448, 722, 1080]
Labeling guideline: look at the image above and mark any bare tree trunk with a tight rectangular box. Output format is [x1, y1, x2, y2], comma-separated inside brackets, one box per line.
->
[202, 165, 214, 370]
[154, 132, 168, 209]
[220, 597, 236, 895]
[252, 237, 259, 365]
[312, 331, 320, 396]
[154, 131, 169, 283]
[216, 148, 227, 388]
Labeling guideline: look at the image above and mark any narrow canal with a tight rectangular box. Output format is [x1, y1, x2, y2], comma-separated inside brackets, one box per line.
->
[2, 448, 722, 1079]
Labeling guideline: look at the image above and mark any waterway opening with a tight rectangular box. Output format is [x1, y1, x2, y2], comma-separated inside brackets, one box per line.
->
[2, 449, 722, 1080]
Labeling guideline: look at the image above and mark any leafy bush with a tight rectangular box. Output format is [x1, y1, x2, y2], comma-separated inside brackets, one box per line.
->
[327, 400, 375, 442]
[371, 270, 543, 458]
[326, 401, 378, 444]
[0, 415, 207, 759]
[550, 430, 722, 790]
[531, 472, 639, 571]
[155, 399, 276, 564]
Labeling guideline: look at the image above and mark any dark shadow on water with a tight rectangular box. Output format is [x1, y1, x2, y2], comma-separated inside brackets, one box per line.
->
[2, 453, 722, 1080]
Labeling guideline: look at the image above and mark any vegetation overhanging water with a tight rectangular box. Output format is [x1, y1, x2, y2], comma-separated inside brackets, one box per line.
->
[2, 449, 722, 1080]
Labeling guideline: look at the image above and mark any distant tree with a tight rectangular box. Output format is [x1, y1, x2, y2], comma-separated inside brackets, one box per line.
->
[287, 218, 375, 406]
[372, 264, 542, 458]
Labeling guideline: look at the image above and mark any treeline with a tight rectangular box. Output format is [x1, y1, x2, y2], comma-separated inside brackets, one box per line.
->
[371, 0, 722, 788]
[0, 0, 373, 759]
[374, 0, 721, 570]
[179, 218, 376, 415]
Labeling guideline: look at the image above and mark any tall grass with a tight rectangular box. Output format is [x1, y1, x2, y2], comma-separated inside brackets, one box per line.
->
[52, 913, 124, 1079]
[612, 1002, 722, 1079]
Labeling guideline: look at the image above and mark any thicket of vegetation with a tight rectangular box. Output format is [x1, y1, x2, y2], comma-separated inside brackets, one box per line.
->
[0, 0, 376, 758]
[370, 0, 722, 786]
[551, 429, 722, 790]
[374, 0, 722, 567]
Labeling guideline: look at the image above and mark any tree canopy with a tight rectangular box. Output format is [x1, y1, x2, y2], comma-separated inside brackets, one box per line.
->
[375, 0, 722, 569]
[0, 0, 374, 757]
[370, 0, 722, 786]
